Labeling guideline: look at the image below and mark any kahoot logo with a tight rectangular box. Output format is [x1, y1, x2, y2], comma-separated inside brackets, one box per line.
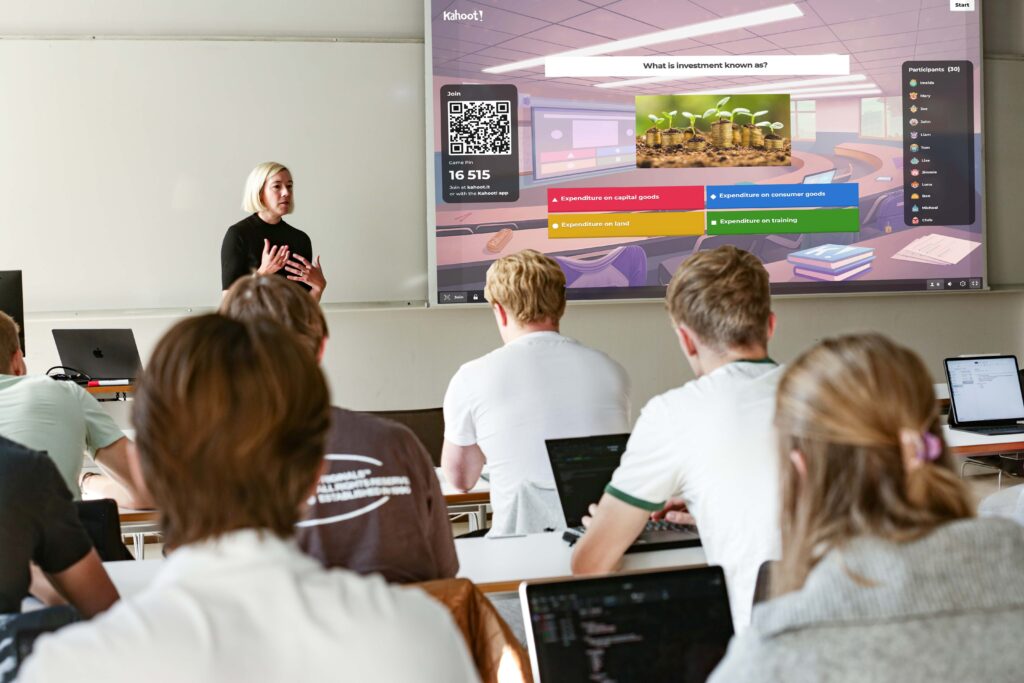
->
[295, 455, 413, 528]
[443, 9, 484, 21]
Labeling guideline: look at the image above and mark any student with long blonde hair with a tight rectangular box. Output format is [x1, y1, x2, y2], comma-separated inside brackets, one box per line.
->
[710, 333, 1024, 682]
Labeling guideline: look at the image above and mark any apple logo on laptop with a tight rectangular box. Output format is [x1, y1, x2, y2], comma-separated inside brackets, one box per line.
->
[92, 347, 104, 359]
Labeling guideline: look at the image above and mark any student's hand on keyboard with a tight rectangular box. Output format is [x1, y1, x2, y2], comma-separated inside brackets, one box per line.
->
[651, 498, 695, 526]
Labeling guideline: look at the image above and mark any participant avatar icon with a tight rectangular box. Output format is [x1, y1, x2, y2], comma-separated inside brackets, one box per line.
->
[909, 105, 918, 113]
[910, 193, 920, 200]
[910, 157, 919, 165]
[910, 144, 920, 152]
[912, 205, 920, 213]
[909, 92, 918, 100]
[910, 131, 919, 139]
[909, 118, 919, 126]
[911, 181, 920, 189]
[912, 216, 920, 225]
[911, 168, 920, 177]
[910, 79, 919, 87]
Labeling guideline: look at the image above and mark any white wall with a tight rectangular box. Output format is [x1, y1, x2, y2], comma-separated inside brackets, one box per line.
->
[12, 0, 1024, 421]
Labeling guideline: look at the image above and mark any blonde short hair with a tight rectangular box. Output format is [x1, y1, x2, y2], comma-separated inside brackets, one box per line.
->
[484, 249, 566, 324]
[242, 162, 291, 214]
[665, 245, 771, 350]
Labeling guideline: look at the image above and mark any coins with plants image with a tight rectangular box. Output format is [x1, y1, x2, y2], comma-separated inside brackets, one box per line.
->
[635, 94, 792, 168]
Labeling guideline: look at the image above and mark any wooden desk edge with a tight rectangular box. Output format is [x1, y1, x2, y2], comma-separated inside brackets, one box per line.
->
[85, 385, 135, 396]
[444, 491, 490, 506]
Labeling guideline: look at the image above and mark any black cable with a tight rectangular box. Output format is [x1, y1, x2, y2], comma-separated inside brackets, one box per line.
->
[45, 366, 91, 383]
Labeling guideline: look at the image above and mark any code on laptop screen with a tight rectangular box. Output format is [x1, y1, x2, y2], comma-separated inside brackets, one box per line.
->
[526, 567, 733, 682]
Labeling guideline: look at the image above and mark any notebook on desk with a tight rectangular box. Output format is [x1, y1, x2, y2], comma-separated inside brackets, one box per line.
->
[52, 329, 142, 381]
[546, 434, 700, 553]
[520, 566, 733, 683]
[945, 355, 1024, 435]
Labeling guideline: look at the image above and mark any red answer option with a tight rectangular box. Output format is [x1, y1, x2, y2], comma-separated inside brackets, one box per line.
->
[547, 185, 704, 213]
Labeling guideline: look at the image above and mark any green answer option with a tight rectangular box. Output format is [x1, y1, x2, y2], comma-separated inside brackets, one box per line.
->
[707, 208, 859, 235]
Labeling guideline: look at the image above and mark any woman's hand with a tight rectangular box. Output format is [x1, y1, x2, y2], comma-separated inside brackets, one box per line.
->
[258, 239, 290, 275]
[286, 254, 327, 302]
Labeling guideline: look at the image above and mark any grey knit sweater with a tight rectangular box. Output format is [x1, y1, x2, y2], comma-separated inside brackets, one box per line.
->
[709, 517, 1024, 683]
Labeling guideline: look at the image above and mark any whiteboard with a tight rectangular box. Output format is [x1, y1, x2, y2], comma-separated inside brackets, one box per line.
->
[0, 40, 427, 312]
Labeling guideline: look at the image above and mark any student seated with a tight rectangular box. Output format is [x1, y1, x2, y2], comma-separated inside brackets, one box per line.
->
[18, 315, 478, 682]
[571, 246, 782, 629]
[0, 313, 150, 509]
[709, 333, 1024, 683]
[441, 249, 630, 535]
[0, 435, 117, 618]
[220, 275, 457, 583]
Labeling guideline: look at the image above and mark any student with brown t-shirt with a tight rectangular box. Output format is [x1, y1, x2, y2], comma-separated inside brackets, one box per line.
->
[219, 275, 457, 583]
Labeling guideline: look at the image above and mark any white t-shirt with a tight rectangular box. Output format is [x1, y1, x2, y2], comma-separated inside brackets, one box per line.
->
[607, 360, 783, 629]
[444, 331, 630, 533]
[18, 530, 479, 683]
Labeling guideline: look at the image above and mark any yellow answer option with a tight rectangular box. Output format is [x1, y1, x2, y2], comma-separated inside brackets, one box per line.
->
[548, 212, 704, 238]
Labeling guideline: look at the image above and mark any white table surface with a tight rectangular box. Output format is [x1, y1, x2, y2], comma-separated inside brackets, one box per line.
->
[455, 532, 706, 590]
[105, 559, 163, 599]
[106, 533, 706, 598]
[435, 466, 490, 497]
[943, 424, 1024, 450]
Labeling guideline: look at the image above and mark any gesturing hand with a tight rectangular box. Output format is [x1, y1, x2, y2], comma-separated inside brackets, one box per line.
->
[258, 239, 290, 275]
[650, 498, 695, 526]
[285, 254, 327, 302]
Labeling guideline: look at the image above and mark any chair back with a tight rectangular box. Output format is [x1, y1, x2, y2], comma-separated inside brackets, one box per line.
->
[367, 408, 445, 466]
[0, 606, 79, 683]
[415, 578, 532, 683]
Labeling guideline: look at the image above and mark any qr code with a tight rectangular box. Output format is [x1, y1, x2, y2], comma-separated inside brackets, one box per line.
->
[447, 100, 512, 156]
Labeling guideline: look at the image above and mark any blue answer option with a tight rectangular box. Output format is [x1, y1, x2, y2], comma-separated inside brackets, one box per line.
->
[706, 183, 859, 209]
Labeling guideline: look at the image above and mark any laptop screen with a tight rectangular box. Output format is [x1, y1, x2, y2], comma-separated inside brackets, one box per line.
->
[546, 434, 629, 527]
[522, 566, 733, 683]
[946, 356, 1024, 424]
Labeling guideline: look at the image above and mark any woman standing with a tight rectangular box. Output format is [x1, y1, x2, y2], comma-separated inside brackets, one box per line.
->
[710, 333, 1024, 683]
[221, 162, 327, 301]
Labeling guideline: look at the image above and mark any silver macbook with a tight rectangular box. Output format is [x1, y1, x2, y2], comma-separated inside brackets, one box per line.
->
[945, 355, 1024, 435]
[52, 329, 142, 381]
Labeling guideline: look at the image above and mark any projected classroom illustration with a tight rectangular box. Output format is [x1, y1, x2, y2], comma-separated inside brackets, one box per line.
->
[428, 1, 985, 303]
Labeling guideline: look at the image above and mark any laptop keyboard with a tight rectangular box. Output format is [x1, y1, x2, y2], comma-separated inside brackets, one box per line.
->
[969, 425, 1024, 436]
[565, 524, 700, 544]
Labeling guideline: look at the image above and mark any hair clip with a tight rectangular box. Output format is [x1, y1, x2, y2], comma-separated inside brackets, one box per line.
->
[919, 431, 942, 462]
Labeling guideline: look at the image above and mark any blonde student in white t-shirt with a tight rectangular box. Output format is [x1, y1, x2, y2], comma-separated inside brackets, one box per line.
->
[571, 245, 782, 630]
[442, 249, 630, 535]
[19, 314, 478, 683]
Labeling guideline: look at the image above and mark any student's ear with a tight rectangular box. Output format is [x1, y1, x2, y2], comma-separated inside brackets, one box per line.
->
[789, 449, 808, 481]
[492, 302, 508, 328]
[766, 311, 777, 342]
[675, 325, 699, 358]
[10, 349, 27, 376]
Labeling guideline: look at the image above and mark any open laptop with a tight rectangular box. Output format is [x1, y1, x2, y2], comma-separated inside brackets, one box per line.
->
[945, 355, 1024, 435]
[546, 434, 700, 553]
[521, 566, 733, 683]
[52, 329, 142, 381]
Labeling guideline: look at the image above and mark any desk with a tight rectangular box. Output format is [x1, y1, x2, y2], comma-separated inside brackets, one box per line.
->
[116, 470, 494, 547]
[455, 533, 706, 593]
[437, 467, 490, 530]
[944, 425, 1024, 458]
[105, 535, 706, 599]
[105, 559, 162, 598]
